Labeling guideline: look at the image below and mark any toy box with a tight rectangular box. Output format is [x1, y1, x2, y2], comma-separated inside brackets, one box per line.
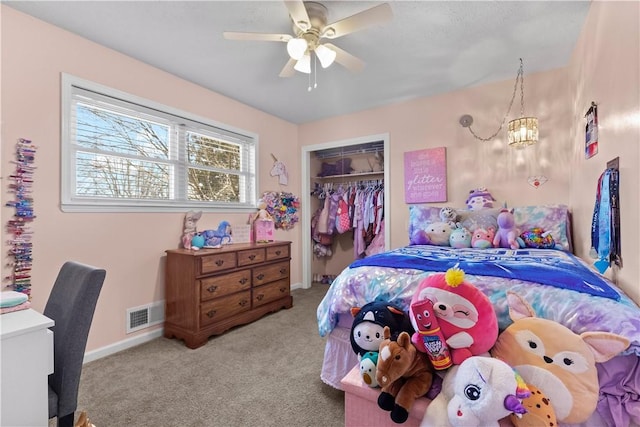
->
[254, 219, 275, 243]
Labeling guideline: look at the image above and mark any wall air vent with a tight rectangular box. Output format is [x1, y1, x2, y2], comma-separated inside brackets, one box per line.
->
[126, 301, 164, 334]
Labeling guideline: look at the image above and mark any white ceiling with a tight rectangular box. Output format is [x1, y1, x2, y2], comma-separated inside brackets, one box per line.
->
[4, 1, 591, 124]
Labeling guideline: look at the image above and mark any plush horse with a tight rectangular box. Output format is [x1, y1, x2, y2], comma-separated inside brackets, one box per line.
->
[199, 220, 232, 248]
[376, 326, 434, 424]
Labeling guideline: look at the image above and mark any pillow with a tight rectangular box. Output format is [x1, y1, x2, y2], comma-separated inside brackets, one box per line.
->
[455, 208, 501, 233]
[408, 205, 443, 244]
[512, 204, 571, 252]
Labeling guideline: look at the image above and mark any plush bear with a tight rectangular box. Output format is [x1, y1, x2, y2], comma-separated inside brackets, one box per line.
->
[420, 356, 530, 427]
[409, 266, 498, 366]
[350, 301, 414, 388]
[490, 291, 630, 424]
[493, 209, 524, 250]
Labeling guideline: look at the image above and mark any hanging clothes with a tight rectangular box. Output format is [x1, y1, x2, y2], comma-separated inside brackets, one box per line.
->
[590, 167, 621, 273]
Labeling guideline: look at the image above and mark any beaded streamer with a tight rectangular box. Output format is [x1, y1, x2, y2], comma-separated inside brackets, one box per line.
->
[5, 138, 36, 295]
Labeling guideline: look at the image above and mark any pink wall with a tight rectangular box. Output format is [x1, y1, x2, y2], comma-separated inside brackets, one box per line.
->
[300, 68, 573, 254]
[1, 6, 301, 351]
[2, 1, 638, 356]
[567, 0, 639, 303]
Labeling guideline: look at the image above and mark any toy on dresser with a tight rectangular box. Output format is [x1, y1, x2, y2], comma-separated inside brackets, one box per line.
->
[349, 301, 414, 388]
[181, 210, 202, 249]
[409, 266, 498, 366]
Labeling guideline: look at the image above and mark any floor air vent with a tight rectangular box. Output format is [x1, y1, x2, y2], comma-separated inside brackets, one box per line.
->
[126, 301, 164, 334]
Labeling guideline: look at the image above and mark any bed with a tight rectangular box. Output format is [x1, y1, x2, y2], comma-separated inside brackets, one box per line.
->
[316, 204, 640, 427]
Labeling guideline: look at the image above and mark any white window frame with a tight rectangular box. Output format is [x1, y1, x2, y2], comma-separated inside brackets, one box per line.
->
[61, 74, 258, 213]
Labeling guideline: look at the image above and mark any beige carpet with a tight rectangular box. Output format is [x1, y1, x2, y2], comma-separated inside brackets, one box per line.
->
[56, 285, 344, 427]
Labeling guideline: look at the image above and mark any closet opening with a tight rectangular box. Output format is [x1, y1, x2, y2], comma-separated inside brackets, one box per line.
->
[301, 134, 389, 289]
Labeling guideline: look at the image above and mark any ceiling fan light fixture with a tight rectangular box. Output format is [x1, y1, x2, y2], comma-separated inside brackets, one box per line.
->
[287, 37, 308, 60]
[315, 44, 336, 68]
[294, 54, 311, 74]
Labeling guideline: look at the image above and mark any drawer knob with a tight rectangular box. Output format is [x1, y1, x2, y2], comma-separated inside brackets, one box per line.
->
[206, 310, 217, 318]
[239, 299, 248, 307]
[215, 259, 224, 266]
[257, 273, 265, 280]
[249, 254, 256, 260]
[275, 250, 282, 256]
[279, 286, 287, 293]
[279, 268, 287, 275]
[256, 294, 264, 301]
[207, 285, 218, 293]
[239, 277, 248, 285]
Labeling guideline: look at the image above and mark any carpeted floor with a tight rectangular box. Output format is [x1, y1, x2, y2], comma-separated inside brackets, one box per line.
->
[55, 284, 343, 427]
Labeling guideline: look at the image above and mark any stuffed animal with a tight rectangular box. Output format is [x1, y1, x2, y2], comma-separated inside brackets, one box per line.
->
[420, 356, 530, 427]
[359, 351, 379, 387]
[350, 301, 414, 388]
[424, 221, 453, 246]
[471, 227, 495, 249]
[493, 209, 524, 250]
[409, 298, 452, 370]
[410, 266, 498, 365]
[199, 220, 232, 248]
[510, 383, 557, 427]
[439, 207, 458, 227]
[376, 326, 434, 424]
[465, 187, 496, 211]
[181, 210, 202, 249]
[520, 228, 556, 249]
[449, 225, 471, 248]
[490, 291, 630, 424]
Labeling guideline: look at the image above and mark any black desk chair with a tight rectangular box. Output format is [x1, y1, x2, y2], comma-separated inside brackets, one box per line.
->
[45, 261, 106, 427]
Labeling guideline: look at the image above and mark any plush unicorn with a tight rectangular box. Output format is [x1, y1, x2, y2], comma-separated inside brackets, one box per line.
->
[198, 220, 232, 248]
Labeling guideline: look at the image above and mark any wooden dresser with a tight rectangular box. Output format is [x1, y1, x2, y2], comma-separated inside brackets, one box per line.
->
[164, 241, 293, 349]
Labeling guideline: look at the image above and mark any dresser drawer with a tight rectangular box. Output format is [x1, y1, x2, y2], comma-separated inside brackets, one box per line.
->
[253, 261, 290, 286]
[200, 291, 251, 326]
[237, 248, 265, 266]
[266, 244, 289, 261]
[253, 278, 290, 308]
[199, 269, 251, 302]
[200, 252, 236, 274]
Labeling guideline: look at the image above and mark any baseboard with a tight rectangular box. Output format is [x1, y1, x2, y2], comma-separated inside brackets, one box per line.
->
[84, 282, 307, 364]
[290, 281, 308, 290]
[83, 327, 163, 364]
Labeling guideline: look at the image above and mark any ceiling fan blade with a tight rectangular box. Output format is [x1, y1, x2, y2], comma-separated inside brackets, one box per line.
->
[322, 3, 393, 39]
[223, 32, 292, 42]
[323, 43, 365, 73]
[279, 58, 296, 78]
[284, 0, 311, 32]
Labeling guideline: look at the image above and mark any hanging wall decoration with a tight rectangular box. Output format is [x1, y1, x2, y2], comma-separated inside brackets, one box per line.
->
[261, 191, 300, 230]
[527, 175, 548, 189]
[5, 138, 36, 295]
[269, 153, 289, 186]
[585, 102, 598, 159]
[404, 147, 447, 203]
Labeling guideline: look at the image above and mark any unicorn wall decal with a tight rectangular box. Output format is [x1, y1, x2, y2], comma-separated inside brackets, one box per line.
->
[270, 153, 289, 186]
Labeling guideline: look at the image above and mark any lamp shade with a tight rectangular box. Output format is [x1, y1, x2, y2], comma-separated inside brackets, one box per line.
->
[287, 38, 307, 60]
[294, 54, 311, 74]
[508, 117, 538, 147]
[315, 44, 336, 68]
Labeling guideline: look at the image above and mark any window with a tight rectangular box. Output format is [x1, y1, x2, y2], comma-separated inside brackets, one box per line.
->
[61, 74, 257, 212]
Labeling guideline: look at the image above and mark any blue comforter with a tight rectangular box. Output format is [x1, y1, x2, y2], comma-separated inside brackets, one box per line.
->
[351, 246, 621, 300]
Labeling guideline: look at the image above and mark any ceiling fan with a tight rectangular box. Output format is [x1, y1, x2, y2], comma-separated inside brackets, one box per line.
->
[223, 1, 393, 77]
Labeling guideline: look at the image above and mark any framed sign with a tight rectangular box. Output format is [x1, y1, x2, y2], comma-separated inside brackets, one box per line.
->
[404, 147, 447, 203]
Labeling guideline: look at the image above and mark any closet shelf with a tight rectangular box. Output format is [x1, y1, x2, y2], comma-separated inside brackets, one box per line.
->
[315, 171, 384, 180]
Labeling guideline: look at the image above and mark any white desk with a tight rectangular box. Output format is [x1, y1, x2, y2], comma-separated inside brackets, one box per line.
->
[0, 308, 54, 427]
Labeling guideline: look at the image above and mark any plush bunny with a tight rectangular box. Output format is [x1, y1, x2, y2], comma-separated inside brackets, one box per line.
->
[181, 210, 202, 249]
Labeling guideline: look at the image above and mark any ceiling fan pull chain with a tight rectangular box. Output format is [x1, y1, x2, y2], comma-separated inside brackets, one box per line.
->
[314, 53, 318, 89]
